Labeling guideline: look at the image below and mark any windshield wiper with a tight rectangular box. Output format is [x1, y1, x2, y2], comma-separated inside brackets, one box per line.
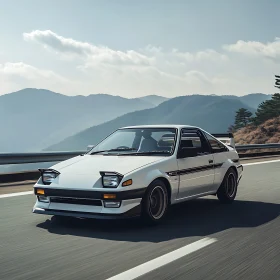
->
[119, 150, 171, 156]
[90, 148, 137, 155]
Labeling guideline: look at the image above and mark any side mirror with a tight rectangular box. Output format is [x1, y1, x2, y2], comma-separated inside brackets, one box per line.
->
[177, 147, 198, 159]
[87, 145, 95, 151]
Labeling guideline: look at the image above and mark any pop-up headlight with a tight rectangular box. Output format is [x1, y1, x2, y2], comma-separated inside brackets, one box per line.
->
[39, 169, 60, 185]
[100, 171, 123, 188]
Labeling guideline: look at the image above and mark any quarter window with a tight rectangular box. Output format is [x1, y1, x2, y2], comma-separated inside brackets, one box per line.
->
[204, 133, 228, 153]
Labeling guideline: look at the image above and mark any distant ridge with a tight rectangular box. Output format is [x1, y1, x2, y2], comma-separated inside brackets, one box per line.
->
[0, 88, 162, 152]
[0, 88, 272, 153]
[46, 94, 258, 151]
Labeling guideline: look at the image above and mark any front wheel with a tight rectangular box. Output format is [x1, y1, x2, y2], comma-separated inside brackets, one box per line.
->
[141, 180, 169, 225]
[217, 168, 238, 204]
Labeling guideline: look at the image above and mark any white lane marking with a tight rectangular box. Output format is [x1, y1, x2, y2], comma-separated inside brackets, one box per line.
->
[106, 237, 217, 280]
[0, 191, 33, 199]
[243, 159, 280, 166]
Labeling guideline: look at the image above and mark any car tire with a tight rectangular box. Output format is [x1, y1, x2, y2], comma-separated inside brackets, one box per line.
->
[141, 179, 169, 225]
[217, 168, 238, 204]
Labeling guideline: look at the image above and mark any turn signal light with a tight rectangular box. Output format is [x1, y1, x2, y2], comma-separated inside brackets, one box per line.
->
[103, 194, 116, 199]
[122, 179, 133, 187]
[36, 189, 45, 195]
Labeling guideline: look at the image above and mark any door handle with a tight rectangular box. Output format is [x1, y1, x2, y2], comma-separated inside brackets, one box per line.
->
[208, 159, 213, 164]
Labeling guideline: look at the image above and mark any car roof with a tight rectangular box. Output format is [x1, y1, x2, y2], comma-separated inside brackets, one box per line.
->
[120, 124, 199, 129]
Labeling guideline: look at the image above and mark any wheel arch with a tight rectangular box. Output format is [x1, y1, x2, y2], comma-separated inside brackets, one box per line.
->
[125, 161, 178, 204]
[220, 159, 238, 179]
[215, 164, 238, 195]
[155, 177, 172, 204]
[144, 176, 172, 204]
[217, 164, 238, 203]
[229, 165, 238, 176]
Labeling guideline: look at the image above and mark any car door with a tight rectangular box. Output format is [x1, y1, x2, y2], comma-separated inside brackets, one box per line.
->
[177, 128, 215, 199]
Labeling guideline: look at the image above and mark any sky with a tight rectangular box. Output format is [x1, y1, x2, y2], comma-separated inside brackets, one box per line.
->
[0, 0, 279, 98]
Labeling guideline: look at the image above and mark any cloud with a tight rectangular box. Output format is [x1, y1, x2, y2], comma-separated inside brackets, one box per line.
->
[224, 38, 280, 60]
[0, 62, 70, 94]
[1, 30, 277, 97]
[0, 62, 69, 85]
[172, 49, 228, 62]
[23, 30, 228, 68]
[185, 70, 211, 83]
[23, 30, 94, 56]
[23, 30, 152, 66]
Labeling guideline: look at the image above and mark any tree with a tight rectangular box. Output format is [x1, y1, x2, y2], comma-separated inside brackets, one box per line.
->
[234, 108, 253, 129]
[253, 93, 280, 125]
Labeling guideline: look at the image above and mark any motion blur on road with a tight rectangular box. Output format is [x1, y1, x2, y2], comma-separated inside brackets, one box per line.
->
[0, 158, 279, 280]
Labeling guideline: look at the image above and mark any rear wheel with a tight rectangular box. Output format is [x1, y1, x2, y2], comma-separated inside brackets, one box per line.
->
[217, 168, 238, 204]
[141, 180, 169, 225]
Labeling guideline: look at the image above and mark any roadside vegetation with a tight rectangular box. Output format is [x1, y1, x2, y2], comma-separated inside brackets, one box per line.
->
[229, 92, 280, 146]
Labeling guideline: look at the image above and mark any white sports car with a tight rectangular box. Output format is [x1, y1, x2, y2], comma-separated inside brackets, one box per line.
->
[33, 125, 243, 224]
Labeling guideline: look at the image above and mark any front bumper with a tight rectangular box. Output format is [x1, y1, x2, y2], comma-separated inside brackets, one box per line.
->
[33, 204, 142, 220]
[33, 186, 146, 200]
[32, 187, 145, 220]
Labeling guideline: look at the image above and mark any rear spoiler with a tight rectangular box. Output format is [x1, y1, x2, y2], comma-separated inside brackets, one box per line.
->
[211, 133, 235, 149]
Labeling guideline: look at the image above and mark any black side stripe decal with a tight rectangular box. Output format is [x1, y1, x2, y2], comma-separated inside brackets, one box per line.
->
[213, 163, 223, 168]
[167, 163, 224, 176]
[232, 159, 239, 163]
[177, 165, 213, 176]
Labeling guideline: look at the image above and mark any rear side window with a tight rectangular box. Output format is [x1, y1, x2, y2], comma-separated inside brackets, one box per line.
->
[204, 133, 228, 153]
[181, 132, 202, 148]
[178, 129, 210, 157]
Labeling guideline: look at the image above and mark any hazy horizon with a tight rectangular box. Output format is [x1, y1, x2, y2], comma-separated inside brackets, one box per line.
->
[0, 87, 273, 99]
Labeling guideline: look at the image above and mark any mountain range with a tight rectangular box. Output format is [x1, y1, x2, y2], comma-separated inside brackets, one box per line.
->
[219, 93, 273, 109]
[0, 88, 166, 153]
[0, 88, 272, 153]
[46, 93, 272, 151]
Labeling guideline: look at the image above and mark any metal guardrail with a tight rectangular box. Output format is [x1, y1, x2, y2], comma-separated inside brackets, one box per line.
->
[0, 151, 84, 165]
[0, 144, 280, 165]
[0, 170, 41, 184]
[235, 144, 280, 150]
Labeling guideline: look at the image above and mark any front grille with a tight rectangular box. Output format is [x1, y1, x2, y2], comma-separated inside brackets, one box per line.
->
[50, 197, 102, 206]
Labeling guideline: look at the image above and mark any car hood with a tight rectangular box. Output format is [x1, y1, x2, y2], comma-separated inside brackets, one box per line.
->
[48, 154, 165, 189]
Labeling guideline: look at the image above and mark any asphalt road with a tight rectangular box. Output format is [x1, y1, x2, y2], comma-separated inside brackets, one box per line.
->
[0, 160, 279, 280]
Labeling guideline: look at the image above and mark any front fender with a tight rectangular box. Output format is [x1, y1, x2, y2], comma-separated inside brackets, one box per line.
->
[122, 157, 179, 203]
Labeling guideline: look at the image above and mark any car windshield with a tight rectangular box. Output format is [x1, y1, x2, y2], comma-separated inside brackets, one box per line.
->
[88, 128, 177, 156]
